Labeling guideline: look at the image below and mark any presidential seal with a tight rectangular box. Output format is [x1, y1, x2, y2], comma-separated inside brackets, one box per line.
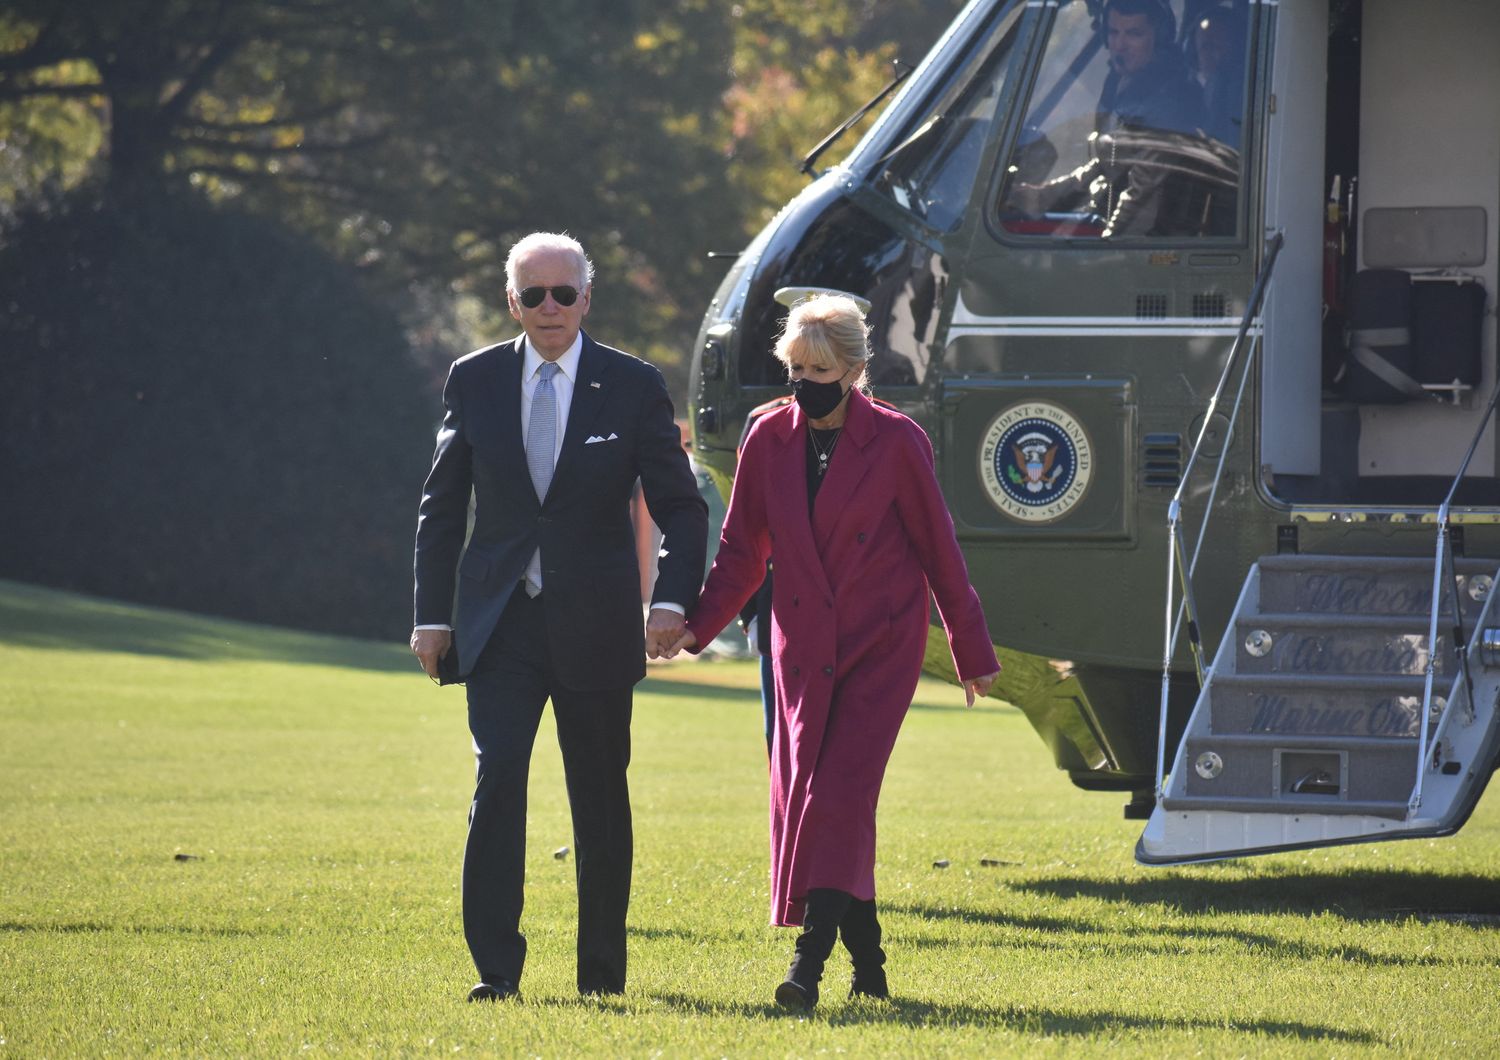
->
[979, 402, 1093, 522]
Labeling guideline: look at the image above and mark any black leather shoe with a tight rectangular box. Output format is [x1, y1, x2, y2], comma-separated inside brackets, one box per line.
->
[849, 966, 889, 1000]
[467, 979, 519, 1002]
[579, 984, 624, 998]
[775, 978, 816, 1010]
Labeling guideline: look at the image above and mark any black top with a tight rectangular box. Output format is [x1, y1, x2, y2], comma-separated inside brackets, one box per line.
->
[806, 426, 842, 513]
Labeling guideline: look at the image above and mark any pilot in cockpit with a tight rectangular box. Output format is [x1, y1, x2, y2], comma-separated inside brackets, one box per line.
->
[1190, 2, 1247, 150]
[1094, 0, 1204, 142]
[1005, 0, 1227, 238]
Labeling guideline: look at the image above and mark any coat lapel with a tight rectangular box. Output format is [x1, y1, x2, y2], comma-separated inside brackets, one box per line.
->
[809, 389, 876, 555]
[476, 339, 536, 504]
[548, 330, 610, 495]
[771, 402, 836, 601]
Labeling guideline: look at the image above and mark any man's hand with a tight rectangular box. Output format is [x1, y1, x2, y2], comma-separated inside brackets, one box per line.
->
[645, 608, 687, 659]
[411, 628, 452, 679]
[963, 670, 1000, 708]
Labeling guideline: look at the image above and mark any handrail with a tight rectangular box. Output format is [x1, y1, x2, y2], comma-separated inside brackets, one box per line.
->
[1155, 231, 1285, 799]
[1411, 375, 1500, 812]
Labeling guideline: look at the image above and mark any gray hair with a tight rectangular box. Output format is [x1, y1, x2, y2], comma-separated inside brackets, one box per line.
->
[505, 232, 594, 294]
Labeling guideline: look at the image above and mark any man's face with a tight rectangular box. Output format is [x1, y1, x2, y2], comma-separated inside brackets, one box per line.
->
[1107, 10, 1157, 77]
[507, 247, 591, 360]
[1196, 17, 1230, 78]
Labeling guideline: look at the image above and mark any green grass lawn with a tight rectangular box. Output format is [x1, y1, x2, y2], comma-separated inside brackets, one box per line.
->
[2, 579, 1497, 1057]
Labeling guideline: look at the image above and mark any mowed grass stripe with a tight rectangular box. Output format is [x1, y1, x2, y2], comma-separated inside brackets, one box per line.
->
[1, 579, 1497, 1057]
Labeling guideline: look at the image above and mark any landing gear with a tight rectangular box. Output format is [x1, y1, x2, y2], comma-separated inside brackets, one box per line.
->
[1123, 790, 1155, 820]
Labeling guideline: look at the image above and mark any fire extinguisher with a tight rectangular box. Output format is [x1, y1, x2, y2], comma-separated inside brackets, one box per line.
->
[1322, 174, 1344, 317]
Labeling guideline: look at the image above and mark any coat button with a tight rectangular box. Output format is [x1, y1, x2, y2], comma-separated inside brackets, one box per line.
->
[793, 595, 800, 607]
[791, 666, 800, 676]
[822, 666, 833, 676]
[857, 532, 866, 543]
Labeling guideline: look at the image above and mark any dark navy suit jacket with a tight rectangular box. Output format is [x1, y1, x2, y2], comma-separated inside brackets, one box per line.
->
[414, 331, 707, 687]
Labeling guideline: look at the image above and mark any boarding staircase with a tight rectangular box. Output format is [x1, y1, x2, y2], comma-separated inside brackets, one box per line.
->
[1138, 554, 1500, 860]
[1135, 232, 1500, 863]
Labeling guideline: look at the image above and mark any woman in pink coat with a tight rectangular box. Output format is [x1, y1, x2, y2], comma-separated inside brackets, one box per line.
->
[666, 295, 1000, 1009]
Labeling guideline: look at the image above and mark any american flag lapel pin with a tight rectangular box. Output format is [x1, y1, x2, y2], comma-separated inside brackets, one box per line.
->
[590, 381, 601, 389]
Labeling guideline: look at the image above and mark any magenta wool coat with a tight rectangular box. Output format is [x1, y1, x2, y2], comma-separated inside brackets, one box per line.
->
[686, 389, 999, 926]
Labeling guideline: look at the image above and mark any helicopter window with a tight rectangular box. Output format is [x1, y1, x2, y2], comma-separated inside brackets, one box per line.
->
[996, 0, 1248, 240]
[870, 5, 1024, 233]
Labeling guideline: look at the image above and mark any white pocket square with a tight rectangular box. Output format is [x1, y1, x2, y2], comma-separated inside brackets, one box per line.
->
[585, 433, 619, 444]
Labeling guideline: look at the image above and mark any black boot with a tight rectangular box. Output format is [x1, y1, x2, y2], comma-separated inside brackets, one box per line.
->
[775, 888, 852, 1011]
[841, 899, 889, 999]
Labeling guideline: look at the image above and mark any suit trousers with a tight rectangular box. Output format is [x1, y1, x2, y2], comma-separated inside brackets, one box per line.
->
[462, 589, 634, 992]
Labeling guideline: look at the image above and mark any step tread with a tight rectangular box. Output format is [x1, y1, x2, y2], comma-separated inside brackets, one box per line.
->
[1210, 673, 1432, 692]
[1159, 795, 1410, 819]
[1185, 732, 1418, 750]
[1258, 554, 1499, 574]
[1238, 611, 1457, 631]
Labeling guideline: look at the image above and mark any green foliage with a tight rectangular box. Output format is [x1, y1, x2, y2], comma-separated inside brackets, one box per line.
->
[3, 582, 1499, 1056]
[722, 1, 963, 230]
[0, 1, 963, 377]
[0, 0, 747, 373]
[0, 192, 433, 639]
[0, 1, 965, 636]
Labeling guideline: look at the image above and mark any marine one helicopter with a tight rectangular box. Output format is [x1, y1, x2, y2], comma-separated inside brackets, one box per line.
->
[688, 0, 1500, 863]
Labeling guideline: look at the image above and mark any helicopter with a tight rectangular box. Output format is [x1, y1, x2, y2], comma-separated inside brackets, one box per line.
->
[688, 0, 1500, 863]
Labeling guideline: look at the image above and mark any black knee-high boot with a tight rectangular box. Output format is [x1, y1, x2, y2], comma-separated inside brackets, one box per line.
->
[775, 888, 852, 1010]
[840, 898, 889, 999]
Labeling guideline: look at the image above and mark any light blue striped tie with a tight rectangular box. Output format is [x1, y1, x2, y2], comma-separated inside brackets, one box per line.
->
[524, 362, 560, 598]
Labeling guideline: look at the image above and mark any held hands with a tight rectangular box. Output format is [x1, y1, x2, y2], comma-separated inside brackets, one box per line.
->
[411, 628, 452, 680]
[963, 670, 1000, 708]
[658, 629, 697, 660]
[645, 608, 688, 660]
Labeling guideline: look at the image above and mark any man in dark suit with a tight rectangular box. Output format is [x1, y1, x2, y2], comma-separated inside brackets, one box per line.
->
[410, 232, 707, 1002]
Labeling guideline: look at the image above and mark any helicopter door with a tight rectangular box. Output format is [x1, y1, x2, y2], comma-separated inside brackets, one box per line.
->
[1257, 0, 1323, 478]
[937, 0, 1260, 655]
[1264, 0, 1500, 506]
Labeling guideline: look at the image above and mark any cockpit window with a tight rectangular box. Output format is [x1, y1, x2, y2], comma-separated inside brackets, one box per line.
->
[869, 4, 1024, 233]
[996, 0, 1249, 241]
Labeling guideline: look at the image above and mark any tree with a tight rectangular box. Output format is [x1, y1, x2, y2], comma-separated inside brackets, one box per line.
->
[0, 1, 746, 375]
[0, 0, 966, 637]
[721, 0, 963, 231]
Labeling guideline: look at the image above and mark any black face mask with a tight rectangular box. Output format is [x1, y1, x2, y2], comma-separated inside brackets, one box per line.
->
[791, 371, 851, 420]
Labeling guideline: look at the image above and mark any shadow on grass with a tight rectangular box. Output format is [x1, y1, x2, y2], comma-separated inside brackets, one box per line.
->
[0, 579, 409, 673]
[627, 924, 723, 943]
[637, 676, 760, 704]
[640, 991, 1376, 1040]
[881, 901, 1455, 968]
[0, 919, 276, 939]
[1010, 868, 1500, 922]
[905, 700, 975, 715]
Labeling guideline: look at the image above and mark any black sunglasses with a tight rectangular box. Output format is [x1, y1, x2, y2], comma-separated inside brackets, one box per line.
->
[518, 285, 580, 309]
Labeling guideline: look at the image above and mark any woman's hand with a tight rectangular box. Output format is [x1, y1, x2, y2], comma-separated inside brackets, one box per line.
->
[963, 670, 1000, 708]
[660, 629, 698, 660]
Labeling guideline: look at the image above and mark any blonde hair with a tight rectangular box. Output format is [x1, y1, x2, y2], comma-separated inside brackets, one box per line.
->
[773, 294, 872, 390]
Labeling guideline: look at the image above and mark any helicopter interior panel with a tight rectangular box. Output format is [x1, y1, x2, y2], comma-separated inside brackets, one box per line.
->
[1269, 0, 1499, 506]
